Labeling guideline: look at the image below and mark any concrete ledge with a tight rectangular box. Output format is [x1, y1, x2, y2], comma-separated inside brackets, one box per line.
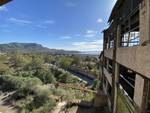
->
[104, 49, 113, 60]
[103, 67, 112, 86]
[116, 45, 150, 79]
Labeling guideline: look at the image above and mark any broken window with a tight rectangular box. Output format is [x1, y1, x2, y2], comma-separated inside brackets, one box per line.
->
[104, 57, 107, 69]
[110, 38, 114, 48]
[119, 65, 136, 100]
[107, 83, 111, 99]
[104, 76, 107, 88]
[120, 10, 140, 47]
[108, 59, 113, 75]
[106, 42, 109, 49]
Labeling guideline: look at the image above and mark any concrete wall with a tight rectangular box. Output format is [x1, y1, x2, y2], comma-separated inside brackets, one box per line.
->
[94, 94, 108, 108]
[99, 67, 102, 76]
[104, 49, 113, 60]
[116, 45, 150, 79]
[69, 66, 96, 80]
[103, 67, 112, 86]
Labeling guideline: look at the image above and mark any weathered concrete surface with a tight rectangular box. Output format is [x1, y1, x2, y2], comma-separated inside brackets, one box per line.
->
[103, 67, 112, 86]
[104, 49, 113, 60]
[69, 66, 96, 80]
[134, 75, 144, 108]
[116, 45, 150, 79]
[140, 0, 150, 45]
[93, 94, 108, 108]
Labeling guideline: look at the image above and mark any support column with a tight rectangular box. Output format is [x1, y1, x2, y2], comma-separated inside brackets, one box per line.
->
[113, 25, 121, 113]
[140, 0, 150, 45]
[134, 75, 144, 113]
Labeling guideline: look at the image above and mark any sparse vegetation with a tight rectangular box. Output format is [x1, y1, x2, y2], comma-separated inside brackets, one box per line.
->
[0, 53, 98, 113]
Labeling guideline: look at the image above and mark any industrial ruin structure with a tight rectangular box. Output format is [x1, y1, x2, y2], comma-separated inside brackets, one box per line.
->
[0, 0, 12, 6]
[99, 0, 150, 113]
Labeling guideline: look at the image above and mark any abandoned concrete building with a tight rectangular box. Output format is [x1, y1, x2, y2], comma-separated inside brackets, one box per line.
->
[99, 0, 150, 113]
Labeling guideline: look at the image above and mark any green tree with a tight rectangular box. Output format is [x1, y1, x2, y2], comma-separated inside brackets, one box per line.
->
[42, 98, 56, 113]
[93, 67, 99, 76]
[72, 55, 82, 67]
[34, 68, 47, 83]
[86, 66, 89, 72]
[26, 55, 44, 70]
[58, 72, 72, 83]
[11, 53, 29, 68]
[85, 55, 91, 62]
[87, 62, 94, 70]
[34, 68, 56, 84]
[44, 55, 55, 63]
[59, 57, 73, 69]
[92, 78, 98, 91]
[46, 72, 56, 84]
[0, 63, 14, 75]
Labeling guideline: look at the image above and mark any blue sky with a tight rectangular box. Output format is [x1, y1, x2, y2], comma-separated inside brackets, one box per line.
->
[0, 0, 116, 51]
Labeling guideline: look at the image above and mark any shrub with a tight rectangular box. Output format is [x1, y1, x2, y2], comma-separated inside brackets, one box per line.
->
[58, 72, 72, 83]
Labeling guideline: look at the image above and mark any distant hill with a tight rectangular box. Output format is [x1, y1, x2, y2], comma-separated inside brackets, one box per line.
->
[0, 42, 79, 54]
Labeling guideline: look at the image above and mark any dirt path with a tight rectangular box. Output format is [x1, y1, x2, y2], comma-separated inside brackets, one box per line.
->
[0, 90, 18, 113]
[52, 101, 67, 113]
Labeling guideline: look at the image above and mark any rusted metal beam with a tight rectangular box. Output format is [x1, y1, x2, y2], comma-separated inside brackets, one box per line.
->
[55, 82, 97, 93]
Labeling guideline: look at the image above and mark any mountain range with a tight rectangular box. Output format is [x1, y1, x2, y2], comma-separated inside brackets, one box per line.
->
[0, 42, 79, 54]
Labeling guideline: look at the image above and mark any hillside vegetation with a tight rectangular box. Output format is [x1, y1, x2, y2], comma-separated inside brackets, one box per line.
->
[0, 53, 97, 113]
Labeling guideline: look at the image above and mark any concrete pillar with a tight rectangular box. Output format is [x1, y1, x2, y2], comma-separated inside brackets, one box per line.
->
[140, 0, 150, 45]
[112, 25, 121, 113]
[134, 75, 144, 112]
[116, 25, 121, 48]
[113, 63, 119, 113]
[141, 79, 149, 113]
[108, 36, 110, 49]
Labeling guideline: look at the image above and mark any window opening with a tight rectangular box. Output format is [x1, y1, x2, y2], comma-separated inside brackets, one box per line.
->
[119, 65, 136, 100]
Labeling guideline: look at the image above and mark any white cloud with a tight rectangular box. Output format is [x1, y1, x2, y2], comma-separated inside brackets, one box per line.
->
[43, 20, 55, 24]
[0, 6, 8, 11]
[87, 30, 97, 34]
[9, 17, 32, 24]
[71, 40, 103, 51]
[60, 36, 71, 39]
[73, 42, 87, 46]
[97, 18, 103, 23]
[84, 34, 95, 38]
[36, 25, 47, 29]
[91, 40, 103, 44]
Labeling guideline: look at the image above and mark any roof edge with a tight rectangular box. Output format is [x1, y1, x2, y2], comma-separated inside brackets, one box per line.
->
[0, 0, 12, 6]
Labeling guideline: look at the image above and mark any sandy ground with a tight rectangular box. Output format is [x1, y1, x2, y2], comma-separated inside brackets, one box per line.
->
[0, 90, 18, 113]
[52, 101, 67, 113]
